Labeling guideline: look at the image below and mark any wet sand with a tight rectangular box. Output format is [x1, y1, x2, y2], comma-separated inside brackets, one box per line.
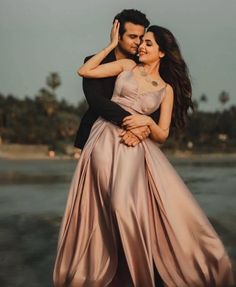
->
[0, 213, 235, 287]
[0, 157, 235, 286]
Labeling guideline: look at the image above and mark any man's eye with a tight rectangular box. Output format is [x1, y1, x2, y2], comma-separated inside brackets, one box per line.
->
[130, 35, 136, 39]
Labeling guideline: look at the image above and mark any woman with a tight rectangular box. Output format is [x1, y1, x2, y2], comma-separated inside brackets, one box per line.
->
[53, 21, 234, 287]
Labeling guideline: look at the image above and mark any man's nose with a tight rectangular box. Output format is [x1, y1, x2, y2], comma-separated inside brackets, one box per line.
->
[135, 38, 141, 46]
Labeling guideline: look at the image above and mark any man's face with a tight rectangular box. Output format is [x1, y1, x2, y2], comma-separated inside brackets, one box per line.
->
[118, 22, 145, 56]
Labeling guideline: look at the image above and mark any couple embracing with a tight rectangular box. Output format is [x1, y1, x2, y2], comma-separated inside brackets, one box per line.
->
[53, 9, 234, 287]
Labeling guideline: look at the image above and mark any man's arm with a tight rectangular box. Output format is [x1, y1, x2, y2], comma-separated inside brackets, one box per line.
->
[82, 56, 159, 126]
[84, 76, 154, 147]
[83, 76, 156, 147]
[82, 76, 130, 126]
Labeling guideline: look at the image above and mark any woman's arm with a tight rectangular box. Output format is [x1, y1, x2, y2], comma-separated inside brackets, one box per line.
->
[149, 85, 174, 143]
[77, 20, 136, 78]
[122, 85, 174, 144]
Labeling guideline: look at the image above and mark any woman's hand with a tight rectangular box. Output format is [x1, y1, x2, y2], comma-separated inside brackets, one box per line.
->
[110, 19, 120, 48]
[122, 114, 155, 130]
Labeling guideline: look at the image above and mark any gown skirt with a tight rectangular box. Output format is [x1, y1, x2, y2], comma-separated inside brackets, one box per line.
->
[53, 70, 234, 287]
[53, 118, 234, 287]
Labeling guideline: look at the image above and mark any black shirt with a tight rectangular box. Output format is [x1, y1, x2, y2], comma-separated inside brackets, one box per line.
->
[74, 49, 159, 149]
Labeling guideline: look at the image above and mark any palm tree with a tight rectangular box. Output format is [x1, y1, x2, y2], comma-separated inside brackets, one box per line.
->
[46, 72, 61, 95]
[219, 91, 230, 110]
[198, 93, 208, 110]
[36, 88, 58, 117]
[35, 72, 61, 117]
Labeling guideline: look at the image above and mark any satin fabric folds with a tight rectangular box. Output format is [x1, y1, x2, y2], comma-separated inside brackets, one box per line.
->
[53, 70, 234, 287]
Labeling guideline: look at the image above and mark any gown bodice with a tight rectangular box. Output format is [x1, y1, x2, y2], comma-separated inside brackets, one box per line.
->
[111, 70, 166, 115]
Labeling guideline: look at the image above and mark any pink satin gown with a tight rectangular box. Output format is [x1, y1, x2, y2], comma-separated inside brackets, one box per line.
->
[53, 70, 234, 287]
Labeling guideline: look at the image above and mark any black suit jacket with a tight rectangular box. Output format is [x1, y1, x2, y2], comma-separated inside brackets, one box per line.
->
[74, 50, 159, 149]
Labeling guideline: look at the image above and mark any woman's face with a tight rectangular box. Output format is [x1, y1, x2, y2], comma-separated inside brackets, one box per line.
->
[138, 31, 165, 64]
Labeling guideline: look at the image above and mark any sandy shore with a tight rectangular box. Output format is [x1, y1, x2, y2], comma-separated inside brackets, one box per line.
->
[1, 143, 236, 161]
[1, 151, 236, 162]
[0, 213, 235, 287]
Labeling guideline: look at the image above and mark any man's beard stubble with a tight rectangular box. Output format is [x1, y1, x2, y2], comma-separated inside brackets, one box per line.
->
[117, 43, 138, 60]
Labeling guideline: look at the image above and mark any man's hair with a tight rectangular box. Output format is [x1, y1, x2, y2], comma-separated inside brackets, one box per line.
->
[113, 9, 150, 38]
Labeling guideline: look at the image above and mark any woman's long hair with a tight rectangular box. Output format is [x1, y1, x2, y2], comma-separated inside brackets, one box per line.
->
[147, 25, 194, 130]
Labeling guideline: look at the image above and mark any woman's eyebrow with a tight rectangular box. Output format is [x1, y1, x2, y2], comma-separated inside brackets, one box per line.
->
[144, 39, 152, 44]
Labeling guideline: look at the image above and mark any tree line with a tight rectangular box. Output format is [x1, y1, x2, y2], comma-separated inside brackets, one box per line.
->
[0, 72, 235, 153]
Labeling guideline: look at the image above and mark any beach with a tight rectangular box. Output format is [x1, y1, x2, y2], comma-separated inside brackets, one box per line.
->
[0, 156, 235, 286]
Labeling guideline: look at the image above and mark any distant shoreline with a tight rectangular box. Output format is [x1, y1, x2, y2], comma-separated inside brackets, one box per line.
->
[1, 151, 236, 162]
[1, 143, 236, 162]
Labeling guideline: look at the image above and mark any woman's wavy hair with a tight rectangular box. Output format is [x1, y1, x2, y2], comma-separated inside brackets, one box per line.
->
[147, 25, 194, 130]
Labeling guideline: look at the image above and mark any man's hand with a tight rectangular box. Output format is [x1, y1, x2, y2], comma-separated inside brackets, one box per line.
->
[119, 126, 151, 147]
[119, 130, 140, 147]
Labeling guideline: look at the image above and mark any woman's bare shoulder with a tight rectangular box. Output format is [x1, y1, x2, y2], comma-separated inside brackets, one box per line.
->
[163, 83, 174, 104]
[165, 83, 174, 94]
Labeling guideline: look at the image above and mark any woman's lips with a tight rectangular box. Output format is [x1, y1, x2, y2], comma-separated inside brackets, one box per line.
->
[139, 52, 146, 56]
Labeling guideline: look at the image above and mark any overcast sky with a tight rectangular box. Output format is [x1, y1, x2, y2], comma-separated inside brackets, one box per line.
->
[0, 0, 236, 111]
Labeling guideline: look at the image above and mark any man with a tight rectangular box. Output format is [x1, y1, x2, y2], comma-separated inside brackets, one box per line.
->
[74, 10, 164, 286]
[74, 9, 160, 150]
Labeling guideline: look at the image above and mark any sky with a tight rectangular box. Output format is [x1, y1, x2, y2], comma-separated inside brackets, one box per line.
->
[0, 0, 236, 111]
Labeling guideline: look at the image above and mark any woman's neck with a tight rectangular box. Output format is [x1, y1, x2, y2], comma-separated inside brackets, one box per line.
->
[141, 62, 161, 78]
